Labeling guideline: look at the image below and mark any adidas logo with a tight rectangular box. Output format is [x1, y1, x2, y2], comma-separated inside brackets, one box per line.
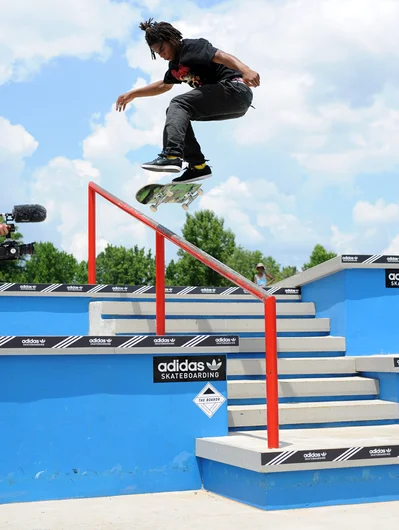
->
[89, 338, 112, 344]
[206, 359, 222, 371]
[303, 452, 328, 460]
[154, 338, 176, 344]
[22, 339, 46, 345]
[369, 448, 392, 455]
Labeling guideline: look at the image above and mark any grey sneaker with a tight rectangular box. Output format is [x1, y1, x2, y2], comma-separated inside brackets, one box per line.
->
[142, 155, 182, 173]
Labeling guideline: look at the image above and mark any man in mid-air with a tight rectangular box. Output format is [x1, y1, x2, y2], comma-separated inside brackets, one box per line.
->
[116, 19, 260, 183]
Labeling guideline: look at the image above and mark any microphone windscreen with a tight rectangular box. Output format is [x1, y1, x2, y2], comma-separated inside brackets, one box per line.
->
[12, 204, 47, 223]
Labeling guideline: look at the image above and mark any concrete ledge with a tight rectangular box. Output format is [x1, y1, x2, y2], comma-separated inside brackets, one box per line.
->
[356, 356, 399, 373]
[91, 317, 330, 336]
[227, 377, 379, 399]
[196, 425, 399, 474]
[228, 400, 399, 428]
[239, 336, 346, 354]
[228, 357, 354, 376]
[269, 254, 399, 290]
[96, 301, 315, 317]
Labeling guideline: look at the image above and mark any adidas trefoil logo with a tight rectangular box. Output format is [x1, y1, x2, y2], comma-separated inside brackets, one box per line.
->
[206, 359, 222, 371]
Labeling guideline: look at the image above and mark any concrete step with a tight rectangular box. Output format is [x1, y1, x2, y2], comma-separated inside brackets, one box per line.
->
[228, 400, 399, 428]
[239, 336, 345, 354]
[96, 301, 315, 318]
[227, 377, 379, 400]
[228, 357, 354, 376]
[90, 316, 330, 336]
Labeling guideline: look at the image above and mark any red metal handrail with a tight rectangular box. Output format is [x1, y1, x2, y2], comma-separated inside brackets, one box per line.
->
[87, 182, 279, 448]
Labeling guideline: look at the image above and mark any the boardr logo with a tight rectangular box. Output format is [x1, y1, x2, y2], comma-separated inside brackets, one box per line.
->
[153, 355, 226, 383]
[385, 269, 399, 288]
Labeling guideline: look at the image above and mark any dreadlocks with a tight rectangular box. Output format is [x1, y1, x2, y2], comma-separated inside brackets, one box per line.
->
[139, 18, 183, 59]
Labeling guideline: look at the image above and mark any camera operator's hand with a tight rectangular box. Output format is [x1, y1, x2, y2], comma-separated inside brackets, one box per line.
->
[0, 223, 9, 237]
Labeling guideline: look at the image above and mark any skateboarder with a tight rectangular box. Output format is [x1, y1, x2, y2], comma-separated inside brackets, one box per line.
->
[116, 19, 260, 183]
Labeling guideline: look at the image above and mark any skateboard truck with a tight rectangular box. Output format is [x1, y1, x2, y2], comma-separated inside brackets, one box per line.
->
[150, 186, 203, 212]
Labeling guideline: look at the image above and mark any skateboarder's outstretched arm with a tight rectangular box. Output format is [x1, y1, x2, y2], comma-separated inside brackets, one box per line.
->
[116, 80, 173, 112]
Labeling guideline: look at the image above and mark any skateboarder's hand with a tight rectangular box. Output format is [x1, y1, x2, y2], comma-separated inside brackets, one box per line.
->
[116, 92, 134, 112]
[242, 69, 260, 88]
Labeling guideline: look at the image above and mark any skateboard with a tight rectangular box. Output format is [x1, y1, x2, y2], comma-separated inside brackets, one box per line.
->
[135, 182, 203, 212]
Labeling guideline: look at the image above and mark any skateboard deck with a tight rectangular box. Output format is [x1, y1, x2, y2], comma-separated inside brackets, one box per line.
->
[135, 182, 203, 212]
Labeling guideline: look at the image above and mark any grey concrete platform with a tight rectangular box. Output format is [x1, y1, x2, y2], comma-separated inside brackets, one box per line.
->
[90, 316, 330, 335]
[228, 399, 399, 428]
[0, 490, 398, 530]
[95, 300, 315, 317]
[197, 425, 399, 473]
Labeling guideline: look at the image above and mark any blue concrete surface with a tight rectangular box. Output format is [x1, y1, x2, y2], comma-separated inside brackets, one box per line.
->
[0, 353, 227, 503]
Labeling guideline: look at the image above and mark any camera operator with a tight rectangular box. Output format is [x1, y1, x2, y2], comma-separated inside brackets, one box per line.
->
[0, 223, 9, 237]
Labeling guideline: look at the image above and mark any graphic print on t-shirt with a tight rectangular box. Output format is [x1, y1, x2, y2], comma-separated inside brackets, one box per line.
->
[171, 64, 203, 88]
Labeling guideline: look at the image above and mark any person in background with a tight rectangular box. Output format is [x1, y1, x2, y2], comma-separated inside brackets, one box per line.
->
[254, 262, 274, 287]
[0, 224, 9, 237]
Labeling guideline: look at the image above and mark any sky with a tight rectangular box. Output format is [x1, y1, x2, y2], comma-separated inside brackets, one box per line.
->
[1, 0, 399, 269]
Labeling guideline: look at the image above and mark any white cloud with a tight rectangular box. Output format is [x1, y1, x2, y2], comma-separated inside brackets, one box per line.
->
[0, 0, 138, 85]
[0, 116, 38, 207]
[353, 199, 399, 225]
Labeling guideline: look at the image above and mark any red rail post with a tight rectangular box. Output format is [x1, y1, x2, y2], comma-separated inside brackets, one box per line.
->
[156, 232, 166, 335]
[265, 296, 279, 449]
[88, 185, 96, 284]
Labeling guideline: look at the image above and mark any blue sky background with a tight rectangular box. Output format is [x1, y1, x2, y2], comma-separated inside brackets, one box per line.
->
[1, 0, 399, 268]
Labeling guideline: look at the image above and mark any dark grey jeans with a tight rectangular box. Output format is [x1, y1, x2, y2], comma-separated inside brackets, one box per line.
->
[162, 80, 253, 165]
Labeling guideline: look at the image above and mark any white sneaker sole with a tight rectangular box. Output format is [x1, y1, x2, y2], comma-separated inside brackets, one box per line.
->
[141, 163, 182, 173]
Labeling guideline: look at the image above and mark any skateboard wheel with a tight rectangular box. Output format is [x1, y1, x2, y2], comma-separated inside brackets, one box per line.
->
[150, 205, 157, 212]
[197, 189, 204, 195]
[182, 204, 189, 211]
[166, 189, 173, 197]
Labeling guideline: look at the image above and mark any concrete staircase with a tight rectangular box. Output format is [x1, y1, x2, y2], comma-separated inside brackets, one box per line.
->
[89, 291, 399, 430]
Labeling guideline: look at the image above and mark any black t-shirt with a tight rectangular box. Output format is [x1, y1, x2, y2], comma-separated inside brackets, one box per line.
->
[163, 38, 241, 88]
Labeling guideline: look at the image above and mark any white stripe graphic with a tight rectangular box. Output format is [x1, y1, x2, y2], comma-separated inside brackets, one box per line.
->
[220, 287, 239, 296]
[333, 447, 362, 462]
[266, 286, 279, 295]
[118, 336, 147, 348]
[0, 336, 15, 347]
[363, 254, 382, 264]
[265, 450, 297, 466]
[0, 283, 15, 291]
[176, 286, 196, 295]
[41, 283, 63, 293]
[132, 286, 153, 295]
[52, 336, 82, 348]
[181, 335, 209, 348]
[87, 284, 107, 294]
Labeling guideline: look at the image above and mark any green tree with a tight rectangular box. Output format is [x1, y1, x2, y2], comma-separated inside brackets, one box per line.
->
[226, 246, 281, 283]
[96, 244, 155, 285]
[170, 210, 236, 286]
[278, 265, 298, 281]
[21, 242, 81, 283]
[303, 244, 337, 270]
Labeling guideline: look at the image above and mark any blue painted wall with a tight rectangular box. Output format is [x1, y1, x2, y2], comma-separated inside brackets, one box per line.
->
[302, 269, 399, 356]
[0, 297, 90, 335]
[0, 353, 227, 503]
[360, 372, 399, 403]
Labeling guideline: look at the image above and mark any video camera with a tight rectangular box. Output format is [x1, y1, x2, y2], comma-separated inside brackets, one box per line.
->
[0, 204, 47, 261]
